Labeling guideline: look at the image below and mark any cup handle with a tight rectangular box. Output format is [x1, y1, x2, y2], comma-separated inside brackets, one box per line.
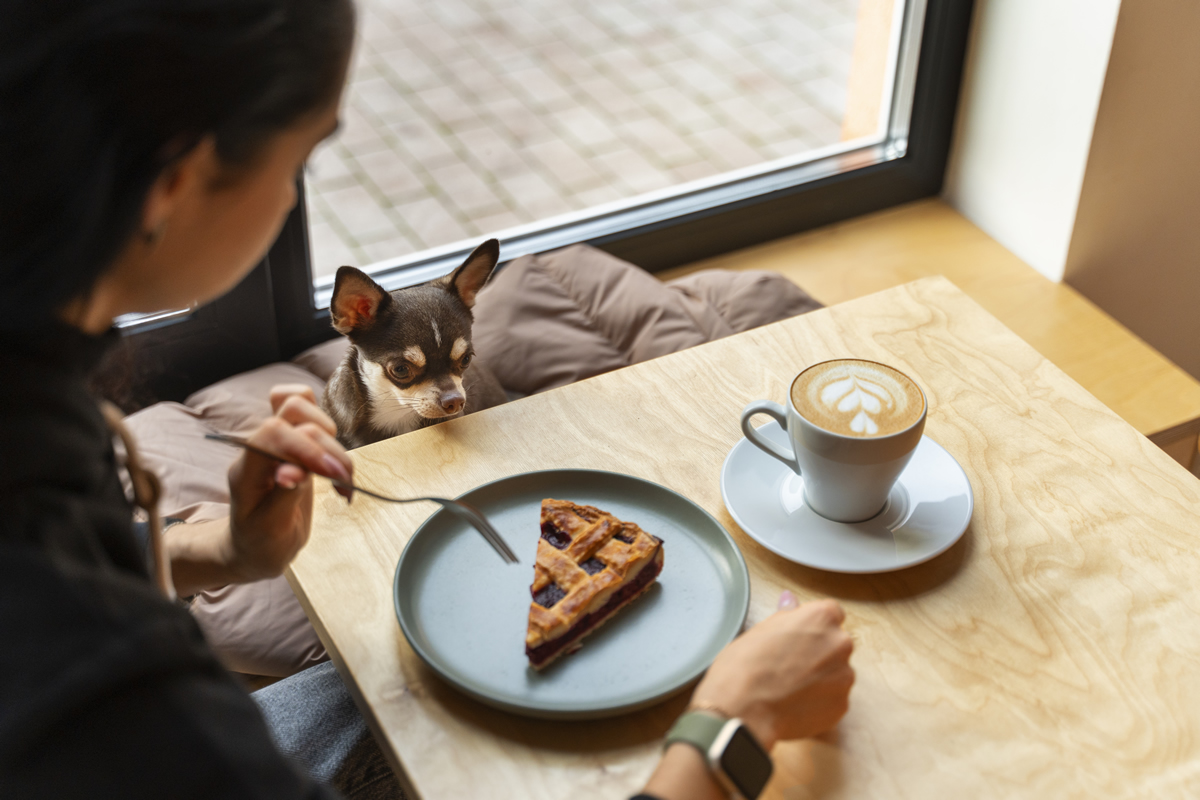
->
[740, 400, 801, 474]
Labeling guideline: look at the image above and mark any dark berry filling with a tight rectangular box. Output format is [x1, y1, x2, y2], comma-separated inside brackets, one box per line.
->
[580, 557, 606, 575]
[614, 526, 635, 543]
[527, 554, 663, 667]
[540, 520, 571, 550]
[533, 582, 567, 608]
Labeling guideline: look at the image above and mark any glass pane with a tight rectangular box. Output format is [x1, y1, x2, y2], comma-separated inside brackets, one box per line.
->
[305, 0, 903, 284]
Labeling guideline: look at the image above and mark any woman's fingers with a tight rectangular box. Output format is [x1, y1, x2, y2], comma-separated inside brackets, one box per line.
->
[275, 462, 307, 489]
[274, 389, 338, 438]
[247, 418, 349, 483]
[268, 388, 351, 476]
[228, 388, 353, 502]
[293, 419, 351, 480]
[805, 598, 845, 626]
[221, 386, 347, 583]
[295, 422, 353, 498]
[269, 384, 318, 415]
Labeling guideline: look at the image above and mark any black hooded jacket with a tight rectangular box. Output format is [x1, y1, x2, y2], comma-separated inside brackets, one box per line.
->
[0, 323, 331, 798]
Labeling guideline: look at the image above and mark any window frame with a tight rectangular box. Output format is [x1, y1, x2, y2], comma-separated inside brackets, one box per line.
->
[118, 0, 976, 403]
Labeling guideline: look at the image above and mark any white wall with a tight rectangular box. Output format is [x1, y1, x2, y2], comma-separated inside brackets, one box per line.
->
[942, 0, 1122, 281]
[1063, 0, 1200, 380]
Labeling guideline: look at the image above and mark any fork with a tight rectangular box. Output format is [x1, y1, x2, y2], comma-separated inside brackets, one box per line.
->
[205, 433, 518, 564]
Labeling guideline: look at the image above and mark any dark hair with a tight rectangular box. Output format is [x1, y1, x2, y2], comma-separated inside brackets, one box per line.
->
[0, 0, 355, 328]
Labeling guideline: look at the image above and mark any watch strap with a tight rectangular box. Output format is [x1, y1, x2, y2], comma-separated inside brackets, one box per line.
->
[665, 711, 773, 800]
[664, 710, 727, 756]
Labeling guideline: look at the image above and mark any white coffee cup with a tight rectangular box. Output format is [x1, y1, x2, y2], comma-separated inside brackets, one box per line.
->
[740, 359, 927, 522]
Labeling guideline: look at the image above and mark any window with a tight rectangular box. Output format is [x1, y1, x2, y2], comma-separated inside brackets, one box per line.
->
[309, 0, 896, 275]
[117, 0, 974, 402]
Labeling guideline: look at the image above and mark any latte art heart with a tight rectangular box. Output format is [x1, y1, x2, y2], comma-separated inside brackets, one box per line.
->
[793, 360, 924, 437]
[821, 376, 892, 434]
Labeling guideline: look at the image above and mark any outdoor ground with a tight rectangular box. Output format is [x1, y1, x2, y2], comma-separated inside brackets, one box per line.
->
[305, 0, 859, 279]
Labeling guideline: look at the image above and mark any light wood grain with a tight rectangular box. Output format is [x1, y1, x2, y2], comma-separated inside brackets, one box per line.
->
[290, 277, 1200, 799]
[660, 198, 1200, 451]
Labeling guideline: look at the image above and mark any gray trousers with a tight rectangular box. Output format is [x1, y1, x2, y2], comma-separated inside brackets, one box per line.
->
[254, 661, 407, 800]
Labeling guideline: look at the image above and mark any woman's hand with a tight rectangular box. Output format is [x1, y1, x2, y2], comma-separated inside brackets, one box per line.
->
[223, 384, 353, 582]
[689, 592, 855, 750]
[640, 592, 854, 800]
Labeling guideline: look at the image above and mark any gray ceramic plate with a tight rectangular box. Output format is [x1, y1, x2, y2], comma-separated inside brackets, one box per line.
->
[393, 469, 750, 720]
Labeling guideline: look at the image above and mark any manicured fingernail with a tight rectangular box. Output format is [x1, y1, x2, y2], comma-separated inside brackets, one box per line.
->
[778, 589, 799, 610]
[321, 454, 351, 482]
[275, 465, 298, 490]
[322, 455, 354, 502]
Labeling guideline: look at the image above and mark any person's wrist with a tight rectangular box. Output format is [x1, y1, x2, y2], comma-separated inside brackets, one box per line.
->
[687, 699, 777, 751]
[202, 518, 251, 585]
[221, 521, 257, 583]
[664, 708, 775, 799]
[222, 516, 288, 584]
[224, 527, 279, 583]
[165, 518, 247, 596]
[644, 741, 729, 800]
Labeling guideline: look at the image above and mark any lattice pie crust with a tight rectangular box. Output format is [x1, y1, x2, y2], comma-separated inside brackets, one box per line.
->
[525, 499, 664, 670]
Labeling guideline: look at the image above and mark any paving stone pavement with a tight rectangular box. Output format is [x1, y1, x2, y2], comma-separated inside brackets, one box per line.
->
[306, 0, 859, 280]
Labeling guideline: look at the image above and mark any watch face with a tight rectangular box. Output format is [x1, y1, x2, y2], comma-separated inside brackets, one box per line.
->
[719, 725, 773, 799]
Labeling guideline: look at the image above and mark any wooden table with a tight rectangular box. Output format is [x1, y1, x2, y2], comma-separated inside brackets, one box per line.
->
[290, 277, 1200, 799]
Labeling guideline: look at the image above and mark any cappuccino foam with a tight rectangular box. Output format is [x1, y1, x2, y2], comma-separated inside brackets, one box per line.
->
[791, 360, 924, 437]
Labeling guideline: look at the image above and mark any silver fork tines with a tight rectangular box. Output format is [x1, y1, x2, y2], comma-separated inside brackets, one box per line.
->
[205, 433, 518, 564]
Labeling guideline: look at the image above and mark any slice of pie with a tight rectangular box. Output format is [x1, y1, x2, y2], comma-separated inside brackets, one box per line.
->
[526, 499, 665, 670]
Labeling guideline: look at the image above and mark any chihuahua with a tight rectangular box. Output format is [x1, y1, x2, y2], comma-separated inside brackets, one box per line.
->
[321, 239, 508, 449]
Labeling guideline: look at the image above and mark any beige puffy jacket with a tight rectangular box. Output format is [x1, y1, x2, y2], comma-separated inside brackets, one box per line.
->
[123, 245, 821, 677]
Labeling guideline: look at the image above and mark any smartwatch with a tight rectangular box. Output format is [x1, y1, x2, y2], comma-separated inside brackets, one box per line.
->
[664, 710, 773, 799]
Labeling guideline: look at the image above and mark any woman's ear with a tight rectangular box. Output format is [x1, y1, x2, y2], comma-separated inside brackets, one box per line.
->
[140, 137, 218, 244]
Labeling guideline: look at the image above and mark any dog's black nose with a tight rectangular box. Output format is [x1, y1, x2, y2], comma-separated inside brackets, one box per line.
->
[439, 392, 464, 414]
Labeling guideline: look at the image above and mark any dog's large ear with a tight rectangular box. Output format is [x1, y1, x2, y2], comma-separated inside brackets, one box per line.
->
[441, 239, 499, 309]
[330, 267, 391, 335]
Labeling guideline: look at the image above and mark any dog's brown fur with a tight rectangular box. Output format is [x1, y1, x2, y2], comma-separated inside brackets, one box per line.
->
[321, 240, 507, 449]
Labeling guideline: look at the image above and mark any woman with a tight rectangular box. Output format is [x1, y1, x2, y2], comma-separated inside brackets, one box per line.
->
[0, 1, 854, 798]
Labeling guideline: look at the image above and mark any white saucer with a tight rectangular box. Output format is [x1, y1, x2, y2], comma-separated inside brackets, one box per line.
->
[720, 421, 973, 573]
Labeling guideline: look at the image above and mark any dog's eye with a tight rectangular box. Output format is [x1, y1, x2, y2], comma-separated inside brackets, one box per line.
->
[389, 363, 413, 382]
[460, 353, 472, 369]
